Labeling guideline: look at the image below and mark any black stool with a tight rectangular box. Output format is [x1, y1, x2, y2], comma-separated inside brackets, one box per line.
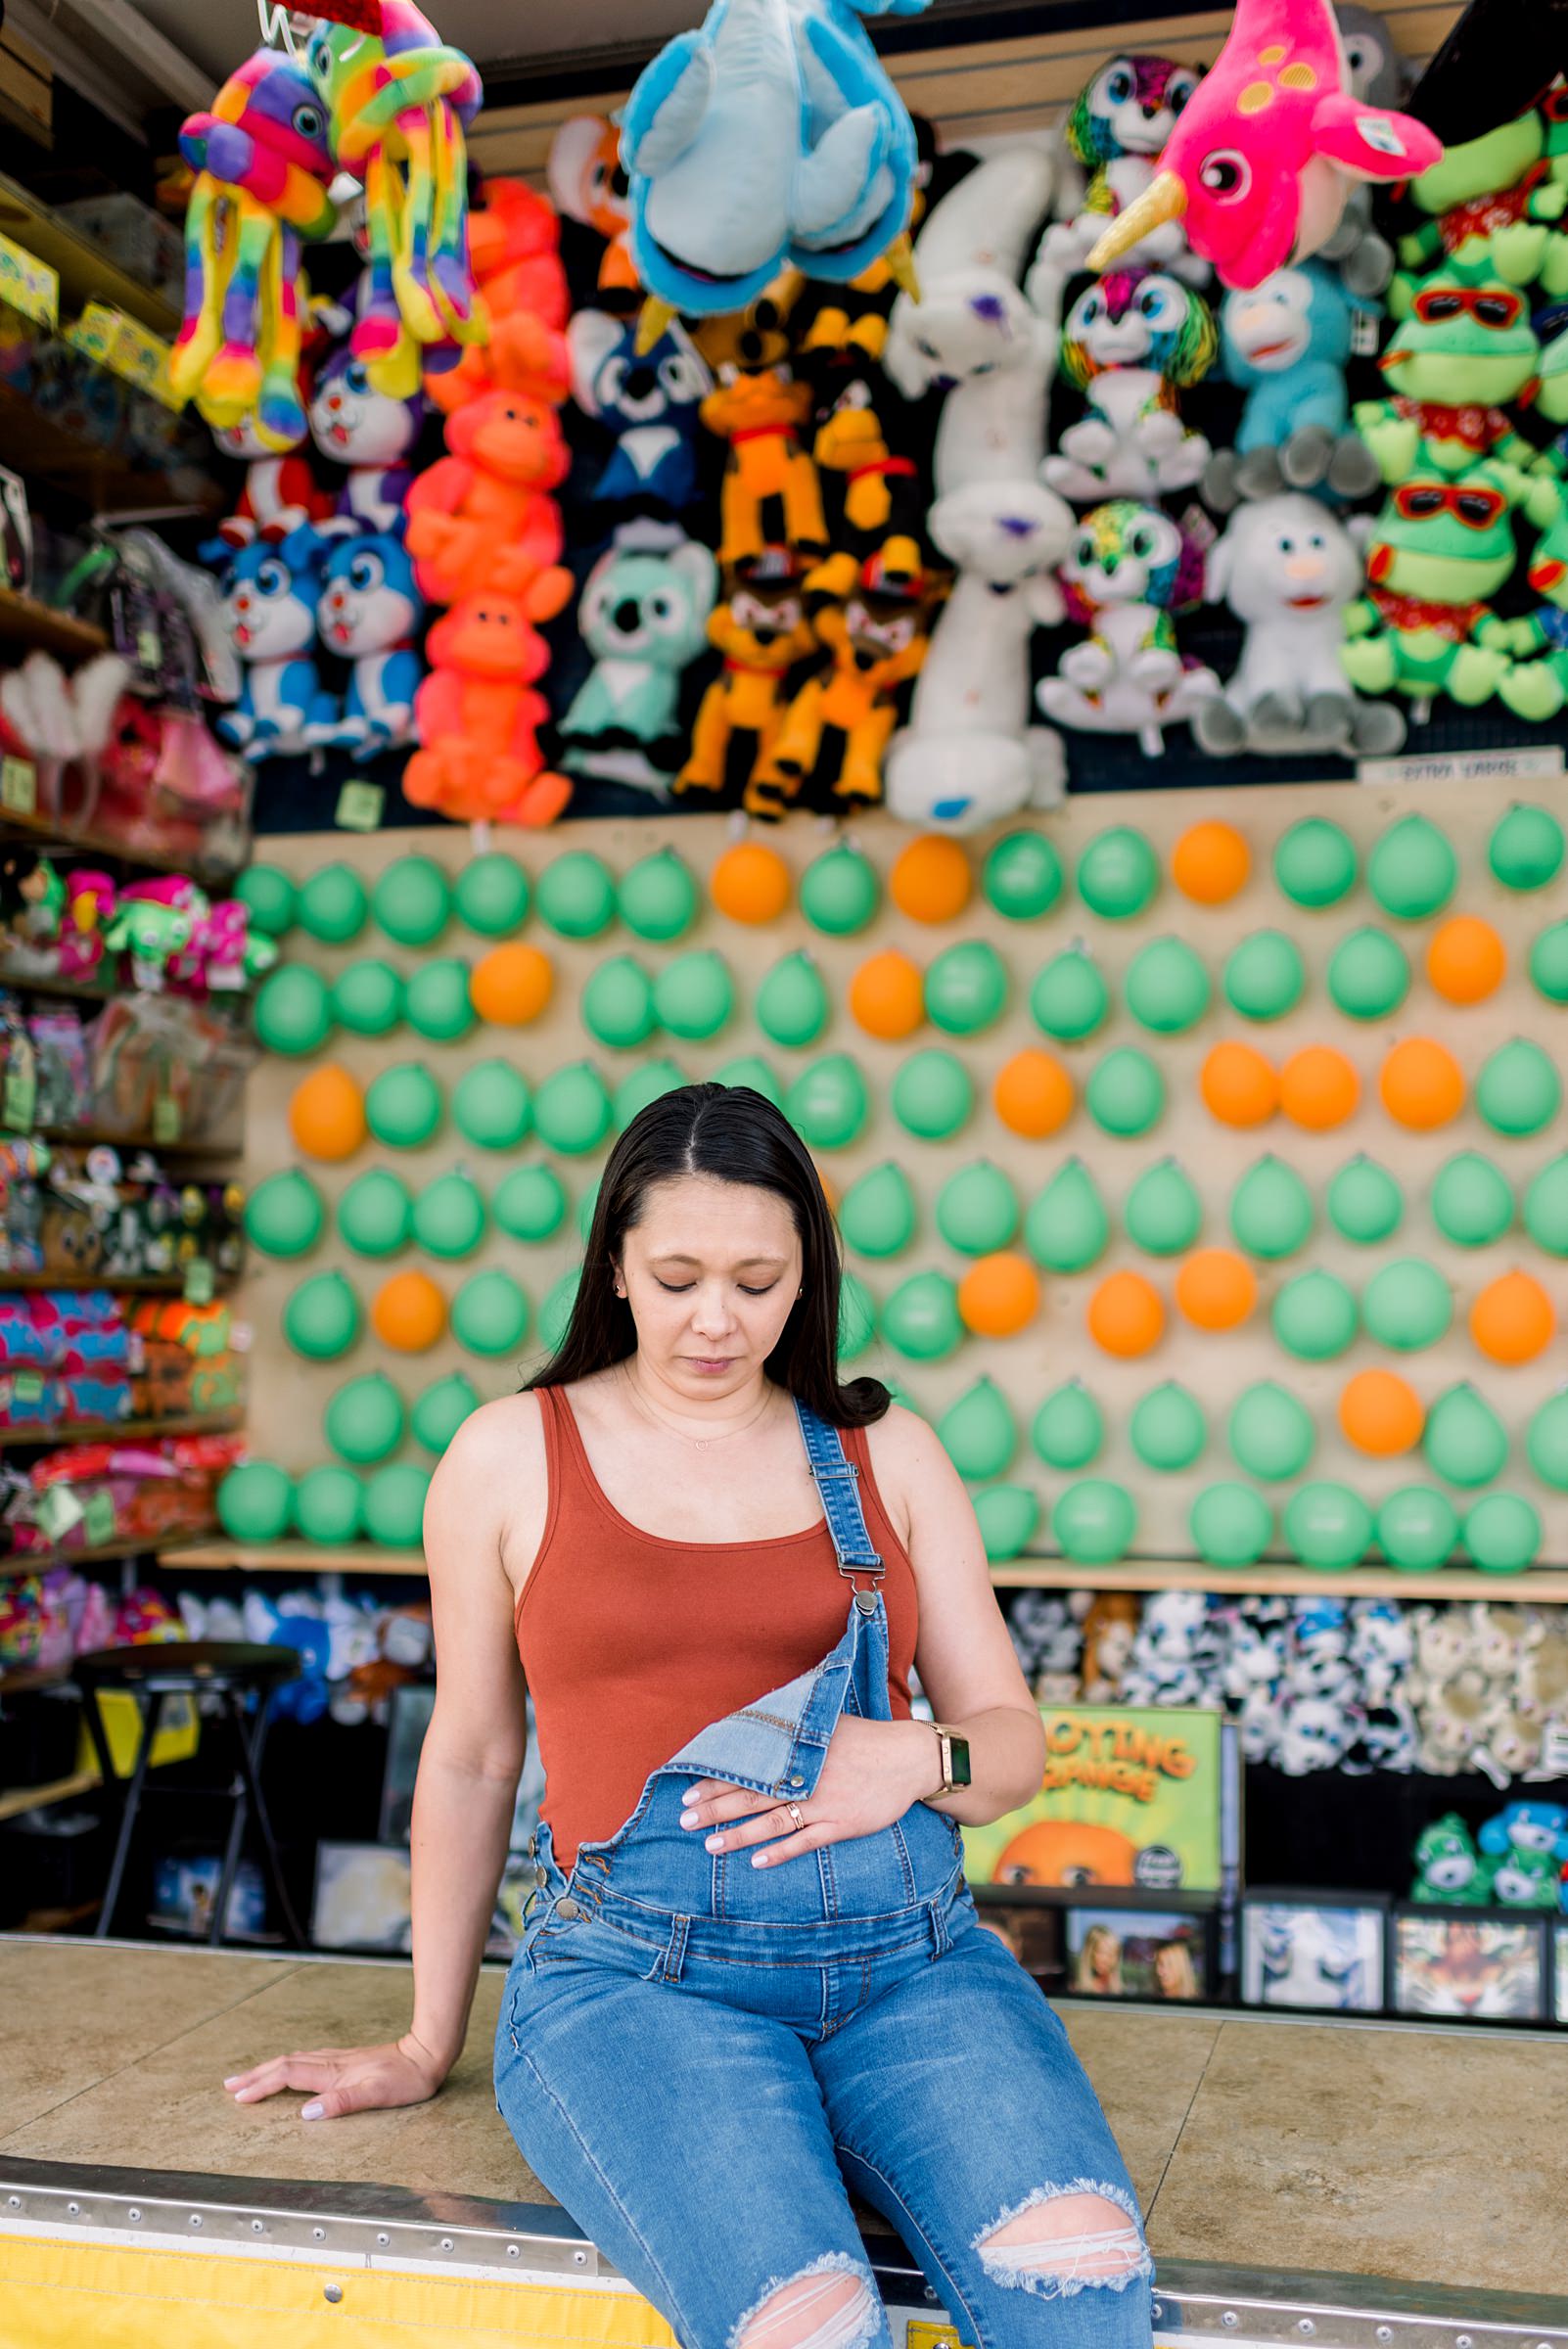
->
[73, 1640, 305, 1948]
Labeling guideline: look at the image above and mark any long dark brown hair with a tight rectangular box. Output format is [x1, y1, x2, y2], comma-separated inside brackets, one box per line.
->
[525, 1082, 889, 1427]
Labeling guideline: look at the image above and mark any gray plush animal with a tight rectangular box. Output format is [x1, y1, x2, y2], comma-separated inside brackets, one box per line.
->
[558, 524, 718, 794]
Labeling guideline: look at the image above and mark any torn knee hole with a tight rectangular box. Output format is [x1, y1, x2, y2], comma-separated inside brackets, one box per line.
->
[979, 2190, 1144, 2286]
[736, 2269, 878, 2349]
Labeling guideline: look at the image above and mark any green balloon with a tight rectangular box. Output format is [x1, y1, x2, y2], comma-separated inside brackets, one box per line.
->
[297, 861, 369, 946]
[283, 1270, 361, 1360]
[939, 1377, 1017, 1480]
[1423, 1382, 1508, 1489]
[536, 851, 617, 941]
[1032, 1381, 1103, 1471]
[654, 950, 734, 1041]
[455, 852, 530, 938]
[1078, 827, 1159, 921]
[891, 1049, 972, 1140]
[582, 956, 657, 1049]
[451, 1269, 530, 1357]
[254, 965, 334, 1057]
[332, 957, 405, 1036]
[1526, 1391, 1568, 1489]
[1464, 1492, 1541, 1574]
[1191, 1483, 1272, 1567]
[1085, 1047, 1165, 1138]
[1222, 930, 1304, 1023]
[925, 942, 1008, 1036]
[366, 1063, 443, 1149]
[411, 1372, 482, 1455]
[1529, 919, 1568, 1004]
[882, 1270, 963, 1361]
[534, 1064, 612, 1155]
[1368, 813, 1456, 920]
[1327, 927, 1409, 1022]
[1489, 803, 1563, 892]
[363, 1462, 430, 1547]
[412, 1172, 486, 1260]
[1284, 1482, 1372, 1570]
[403, 959, 475, 1044]
[1229, 1156, 1314, 1259]
[576, 1179, 599, 1243]
[984, 832, 1064, 923]
[1272, 1270, 1358, 1361]
[1476, 1038, 1561, 1137]
[373, 854, 451, 947]
[800, 844, 880, 936]
[245, 1169, 325, 1259]
[493, 1165, 567, 1243]
[787, 1054, 867, 1149]
[235, 864, 297, 939]
[1362, 1258, 1452, 1351]
[757, 952, 829, 1048]
[325, 1371, 406, 1465]
[1127, 937, 1211, 1035]
[614, 1058, 689, 1128]
[1031, 947, 1108, 1042]
[1376, 1486, 1458, 1572]
[338, 1168, 413, 1258]
[1274, 817, 1357, 908]
[1228, 1382, 1314, 1481]
[1327, 1155, 1404, 1244]
[292, 1464, 363, 1544]
[1025, 1160, 1109, 1273]
[936, 1162, 1018, 1255]
[1431, 1153, 1513, 1248]
[539, 1267, 580, 1353]
[713, 1054, 781, 1110]
[1524, 1154, 1568, 1254]
[452, 1060, 530, 1152]
[1125, 1160, 1202, 1257]
[1053, 1479, 1135, 1564]
[1130, 1381, 1206, 1471]
[974, 1485, 1041, 1562]
[618, 849, 697, 943]
[218, 1460, 294, 1542]
[838, 1272, 876, 1364]
[841, 1163, 918, 1257]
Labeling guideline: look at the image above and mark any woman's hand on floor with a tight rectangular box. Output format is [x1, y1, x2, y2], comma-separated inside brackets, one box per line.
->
[223, 2032, 447, 2120]
[679, 1715, 939, 1868]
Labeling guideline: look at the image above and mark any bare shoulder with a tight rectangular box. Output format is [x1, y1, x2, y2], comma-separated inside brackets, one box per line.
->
[425, 1391, 548, 1567]
[861, 1402, 962, 1546]
[433, 1389, 546, 1482]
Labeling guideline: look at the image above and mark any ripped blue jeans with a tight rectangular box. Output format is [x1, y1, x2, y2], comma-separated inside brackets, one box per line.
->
[494, 1403, 1151, 2349]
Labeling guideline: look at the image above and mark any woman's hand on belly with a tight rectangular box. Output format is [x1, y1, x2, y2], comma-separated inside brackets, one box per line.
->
[678, 1716, 938, 1868]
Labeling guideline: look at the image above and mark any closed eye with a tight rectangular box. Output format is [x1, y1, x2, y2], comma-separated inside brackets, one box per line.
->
[655, 1279, 778, 1296]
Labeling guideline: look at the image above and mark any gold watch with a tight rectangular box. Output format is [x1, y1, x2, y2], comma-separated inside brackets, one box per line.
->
[928, 1721, 972, 1798]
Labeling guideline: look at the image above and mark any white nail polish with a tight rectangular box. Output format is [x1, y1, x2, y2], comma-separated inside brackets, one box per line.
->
[300, 2100, 324, 2120]
[679, 1811, 698, 1828]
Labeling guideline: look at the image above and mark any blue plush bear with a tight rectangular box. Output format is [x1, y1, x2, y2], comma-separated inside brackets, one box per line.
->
[215, 528, 337, 759]
[568, 310, 712, 512]
[316, 531, 425, 753]
[1210, 262, 1381, 503]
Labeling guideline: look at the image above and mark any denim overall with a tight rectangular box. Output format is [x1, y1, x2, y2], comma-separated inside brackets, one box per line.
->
[494, 1396, 1152, 2349]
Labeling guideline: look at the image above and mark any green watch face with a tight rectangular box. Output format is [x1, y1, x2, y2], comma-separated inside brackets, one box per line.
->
[948, 1733, 972, 1789]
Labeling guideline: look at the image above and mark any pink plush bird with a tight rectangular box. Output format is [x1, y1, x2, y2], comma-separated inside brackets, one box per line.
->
[1086, 0, 1444, 290]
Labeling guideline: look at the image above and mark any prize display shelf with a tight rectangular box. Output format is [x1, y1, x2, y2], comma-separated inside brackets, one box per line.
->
[0, 1409, 242, 1453]
[0, 383, 218, 522]
[0, 1766, 97, 1823]
[0, 587, 108, 663]
[0, 1270, 235, 1296]
[0, 796, 246, 886]
[0, 170, 180, 339]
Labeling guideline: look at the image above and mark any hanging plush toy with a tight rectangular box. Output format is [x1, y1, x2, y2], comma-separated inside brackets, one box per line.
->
[1475, 473, 1568, 720]
[1311, 6, 1405, 298]
[172, 49, 339, 442]
[404, 594, 571, 826]
[213, 529, 336, 758]
[749, 560, 934, 818]
[699, 361, 827, 574]
[804, 351, 928, 606]
[307, 345, 426, 534]
[208, 404, 336, 550]
[546, 115, 639, 304]
[1038, 499, 1221, 755]
[1044, 268, 1218, 501]
[673, 550, 817, 806]
[467, 179, 570, 333]
[403, 315, 572, 606]
[1030, 55, 1206, 297]
[316, 530, 424, 751]
[1353, 275, 1566, 484]
[568, 310, 712, 512]
[1395, 114, 1568, 298]
[1208, 261, 1379, 503]
[558, 525, 719, 793]
[1084, 0, 1444, 293]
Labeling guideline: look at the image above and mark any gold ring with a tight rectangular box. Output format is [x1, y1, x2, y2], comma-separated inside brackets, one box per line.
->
[785, 1801, 805, 1831]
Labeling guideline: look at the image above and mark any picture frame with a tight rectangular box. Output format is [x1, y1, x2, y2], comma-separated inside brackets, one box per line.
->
[1063, 1898, 1216, 2003]
[1392, 1906, 1547, 2022]
[379, 1682, 547, 1856]
[1552, 1921, 1568, 2025]
[1240, 1890, 1389, 2013]
[312, 1839, 538, 1960]
[968, 1900, 1065, 1990]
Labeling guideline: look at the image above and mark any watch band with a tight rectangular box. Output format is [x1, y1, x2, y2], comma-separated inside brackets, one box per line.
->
[928, 1720, 972, 1797]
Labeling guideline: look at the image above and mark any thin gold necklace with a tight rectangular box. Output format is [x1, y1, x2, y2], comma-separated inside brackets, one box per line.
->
[618, 1361, 776, 1451]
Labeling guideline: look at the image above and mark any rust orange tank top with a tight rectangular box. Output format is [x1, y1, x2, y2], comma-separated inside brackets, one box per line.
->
[516, 1384, 919, 1870]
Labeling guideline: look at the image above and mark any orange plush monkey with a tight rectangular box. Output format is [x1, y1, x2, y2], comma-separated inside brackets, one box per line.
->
[404, 595, 571, 827]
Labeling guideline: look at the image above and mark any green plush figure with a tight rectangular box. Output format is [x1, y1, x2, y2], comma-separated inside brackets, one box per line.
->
[1394, 115, 1568, 301]
[1409, 1812, 1486, 1903]
[1482, 473, 1568, 719]
[1479, 1843, 1562, 1908]
[1342, 461, 1553, 714]
[1545, 84, 1568, 186]
[1354, 276, 1568, 483]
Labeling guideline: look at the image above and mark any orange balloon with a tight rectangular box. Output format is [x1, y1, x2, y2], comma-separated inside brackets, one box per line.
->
[372, 1269, 447, 1353]
[1175, 1248, 1257, 1332]
[958, 1252, 1040, 1338]
[1279, 1044, 1360, 1130]
[1380, 1036, 1464, 1130]
[1427, 915, 1505, 1005]
[471, 942, 553, 1026]
[890, 834, 972, 924]
[1470, 1268, 1554, 1364]
[993, 1048, 1074, 1138]
[1173, 819, 1250, 904]
[1339, 1369, 1424, 1456]
[813, 1162, 839, 1215]
[1086, 1269, 1165, 1357]
[848, 948, 925, 1039]
[711, 842, 792, 925]
[1201, 1040, 1278, 1128]
[288, 1064, 366, 1162]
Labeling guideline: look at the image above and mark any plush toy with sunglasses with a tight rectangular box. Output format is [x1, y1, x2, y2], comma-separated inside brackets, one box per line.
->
[1354, 274, 1566, 483]
[1394, 114, 1568, 299]
[1479, 473, 1568, 720]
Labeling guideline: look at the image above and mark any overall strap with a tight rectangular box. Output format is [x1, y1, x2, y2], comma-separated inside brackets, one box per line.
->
[792, 1395, 883, 1590]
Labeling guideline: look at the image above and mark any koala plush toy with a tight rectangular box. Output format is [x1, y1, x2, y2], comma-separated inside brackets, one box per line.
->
[558, 524, 719, 793]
